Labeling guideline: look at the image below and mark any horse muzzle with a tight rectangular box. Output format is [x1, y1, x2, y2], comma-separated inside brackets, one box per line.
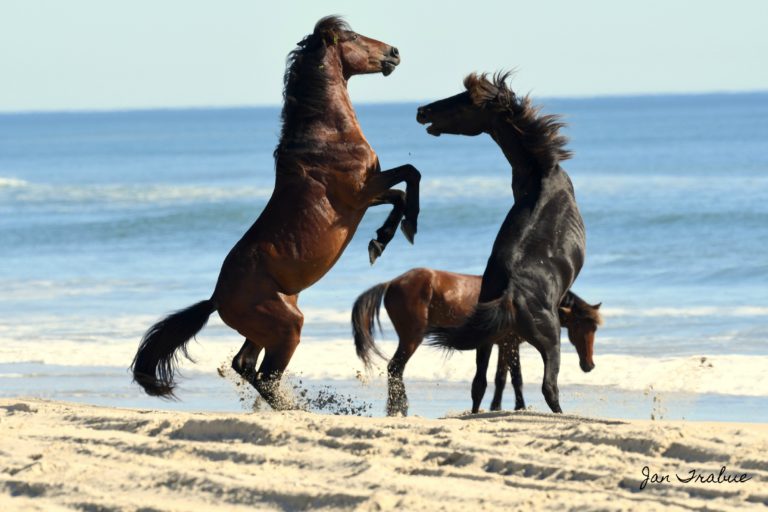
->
[381, 46, 400, 76]
[416, 106, 430, 124]
[416, 107, 442, 136]
[580, 361, 595, 373]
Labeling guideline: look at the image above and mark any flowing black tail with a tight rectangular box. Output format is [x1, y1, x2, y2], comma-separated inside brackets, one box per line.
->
[131, 299, 216, 397]
[427, 294, 514, 351]
[351, 282, 389, 369]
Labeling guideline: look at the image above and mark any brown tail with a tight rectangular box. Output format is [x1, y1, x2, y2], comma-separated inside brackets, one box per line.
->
[131, 299, 215, 398]
[351, 282, 390, 369]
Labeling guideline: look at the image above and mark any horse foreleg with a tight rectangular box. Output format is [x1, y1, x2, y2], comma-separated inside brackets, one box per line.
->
[367, 189, 406, 264]
[490, 341, 510, 411]
[364, 164, 421, 244]
[471, 344, 493, 413]
[229, 294, 304, 411]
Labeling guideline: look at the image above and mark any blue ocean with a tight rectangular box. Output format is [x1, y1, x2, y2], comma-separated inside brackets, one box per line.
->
[1, 93, 767, 421]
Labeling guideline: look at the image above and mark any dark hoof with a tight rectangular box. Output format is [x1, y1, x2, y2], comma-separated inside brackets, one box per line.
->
[368, 239, 385, 265]
[490, 404, 501, 412]
[400, 218, 417, 244]
[386, 405, 408, 417]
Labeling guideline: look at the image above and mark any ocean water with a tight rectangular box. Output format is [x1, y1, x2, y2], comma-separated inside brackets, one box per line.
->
[1, 93, 767, 420]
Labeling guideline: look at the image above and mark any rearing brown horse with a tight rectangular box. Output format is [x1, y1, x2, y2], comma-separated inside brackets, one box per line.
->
[131, 16, 420, 409]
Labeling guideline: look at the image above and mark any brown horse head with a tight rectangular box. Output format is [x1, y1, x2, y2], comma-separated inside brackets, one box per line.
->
[296, 16, 400, 78]
[559, 300, 603, 373]
[280, 16, 400, 136]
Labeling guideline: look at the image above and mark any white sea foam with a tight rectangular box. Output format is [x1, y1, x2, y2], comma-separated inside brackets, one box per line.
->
[1, 316, 766, 397]
[2, 181, 273, 205]
[601, 305, 768, 318]
[0, 177, 28, 188]
[422, 177, 510, 198]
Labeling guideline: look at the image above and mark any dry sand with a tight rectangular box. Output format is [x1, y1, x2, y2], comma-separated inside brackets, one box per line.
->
[1, 398, 766, 511]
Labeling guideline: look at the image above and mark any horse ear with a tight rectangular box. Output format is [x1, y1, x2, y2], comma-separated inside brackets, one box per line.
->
[592, 302, 602, 310]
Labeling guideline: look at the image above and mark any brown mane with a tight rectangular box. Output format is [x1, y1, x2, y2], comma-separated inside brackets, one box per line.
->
[463, 72, 572, 170]
[278, 16, 350, 140]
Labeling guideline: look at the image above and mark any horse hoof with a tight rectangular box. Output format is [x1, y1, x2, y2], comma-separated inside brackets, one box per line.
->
[368, 239, 385, 265]
[400, 219, 417, 244]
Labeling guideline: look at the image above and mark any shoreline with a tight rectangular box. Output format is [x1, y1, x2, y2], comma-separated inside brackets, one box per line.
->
[3, 360, 768, 423]
[1, 398, 766, 511]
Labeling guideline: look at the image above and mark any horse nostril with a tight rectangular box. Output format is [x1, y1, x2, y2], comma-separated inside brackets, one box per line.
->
[390, 46, 399, 58]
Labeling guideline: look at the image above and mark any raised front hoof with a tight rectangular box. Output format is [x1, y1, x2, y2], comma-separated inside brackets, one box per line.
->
[368, 239, 385, 265]
[549, 404, 563, 414]
[400, 218, 417, 244]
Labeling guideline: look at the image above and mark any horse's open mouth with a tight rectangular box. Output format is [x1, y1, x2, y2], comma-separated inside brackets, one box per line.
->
[416, 110, 440, 136]
[381, 60, 398, 76]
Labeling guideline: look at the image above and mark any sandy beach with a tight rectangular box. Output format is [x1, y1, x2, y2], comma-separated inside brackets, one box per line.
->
[1, 398, 766, 511]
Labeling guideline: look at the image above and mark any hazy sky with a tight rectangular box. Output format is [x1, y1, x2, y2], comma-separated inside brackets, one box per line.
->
[2, 0, 767, 111]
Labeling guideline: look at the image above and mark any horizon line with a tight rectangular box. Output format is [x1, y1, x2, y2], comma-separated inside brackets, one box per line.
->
[2, 88, 767, 116]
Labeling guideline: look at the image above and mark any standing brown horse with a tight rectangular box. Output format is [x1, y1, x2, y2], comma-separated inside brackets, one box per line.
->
[131, 16, 421, 409]
[352, 267, 602, 415]
[418, 73, 586, 413]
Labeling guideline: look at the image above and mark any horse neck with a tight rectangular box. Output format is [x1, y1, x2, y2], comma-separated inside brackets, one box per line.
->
[295, 49, 367, 146]
[489, 119, 545, 203]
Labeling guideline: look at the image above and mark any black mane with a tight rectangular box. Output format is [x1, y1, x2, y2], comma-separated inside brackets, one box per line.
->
[464, 72, 572, 171]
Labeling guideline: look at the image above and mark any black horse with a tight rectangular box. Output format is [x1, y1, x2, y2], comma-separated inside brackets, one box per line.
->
[417, 73, 586, 413]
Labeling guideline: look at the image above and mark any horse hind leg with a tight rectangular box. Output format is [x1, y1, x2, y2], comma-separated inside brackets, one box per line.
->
[386, 340, 419, 416]
[384, 280, 429, 416]
[508, 339, 526, 410]
[471, 343, 493, 413]
[231, 338, 262, 382]
[227, 295, 304, 411]
[490, 341, 511, 411]
[368, 189, 406, 264]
